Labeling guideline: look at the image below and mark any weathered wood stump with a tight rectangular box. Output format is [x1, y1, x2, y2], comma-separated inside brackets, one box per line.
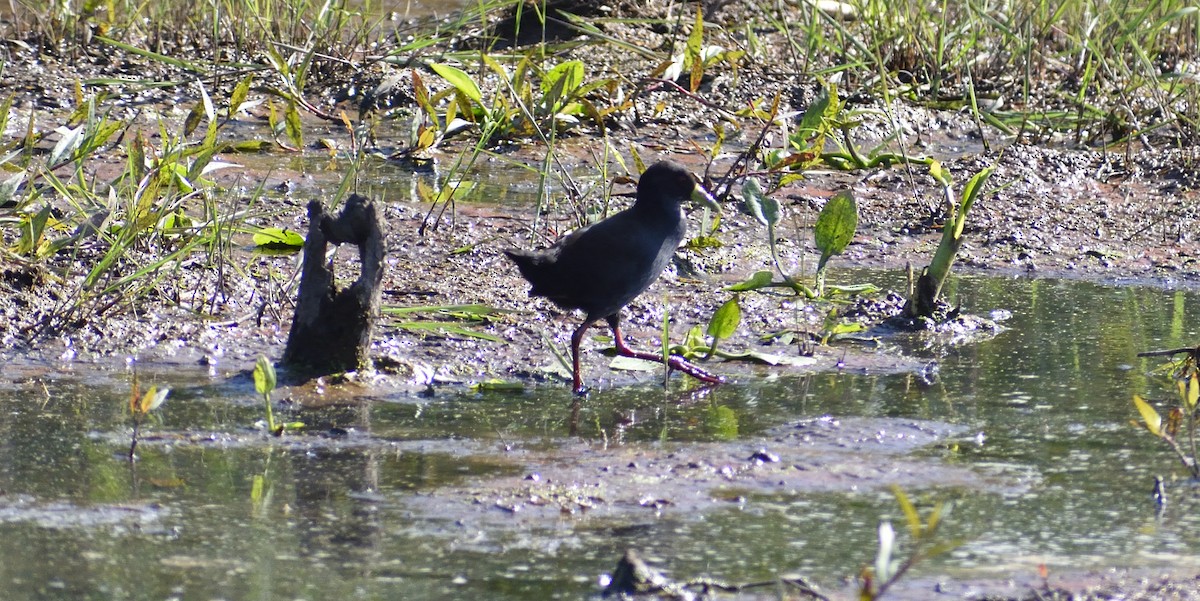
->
[283, 194, 385, 374]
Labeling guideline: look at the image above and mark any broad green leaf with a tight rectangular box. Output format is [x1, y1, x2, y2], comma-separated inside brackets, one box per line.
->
[727, 270, 774, 292]
[253, 355, 277, 396]
[470, 379, 525, 392]
[1133, 395, 1161, 436]
[928, 159, 951, 187]
[253, 227, 304, 249]
[796, 83, 832, 140]
[705, 296, 741, 359]
[284, 100, 303, 149]
[957, 166, 994, 234]
[742, 177, 780, 227]
[814, 189, 858, 268]
[706, 296, 741, 340]
[49, 125, 84, 166]
[541, 60, 584, 97]
[430, 63, 482, 105]
[687, 5, 704, 92]
[219, 139, 274, 153]
[229, 74, 253, 119]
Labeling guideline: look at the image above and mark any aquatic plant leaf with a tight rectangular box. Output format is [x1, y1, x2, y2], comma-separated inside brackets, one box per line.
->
[687, 6, 704, 91]
[49, 125, 84, 166]
[815, 189, 858, 269]
[956, 166, 994, 235]
[928, 159, 951, 187]
[704, 405, 738, 440]
[541, 60, 584, 99]
[253, 227, 304, 249]
[1133, 395, 1161, 436]
[1178, 374, 1200, 411]
[0, 94, 12, 139]
[874, 520, 895, 582]
[430, 63, 482, 105]
[470, 379, 525, 392]
[138, 386, 169, 414]
[229, 74, 253, 119]
[728, 271, 775, 292]
[723, 350, 816, 366]
[411, 69, 438, 123]
[742, 177, 780, 227]
[892, 486, 922, 537]
[610, 355, 660, 372]
[250, 474, 264, 504]
[706, 297, 741, 340]
[0, 171, 25, 205]
[392, 321, 503, 342]
[796, 83, 832, 145]
[254, 355, 277, 397]
[284, 100, 303, 150]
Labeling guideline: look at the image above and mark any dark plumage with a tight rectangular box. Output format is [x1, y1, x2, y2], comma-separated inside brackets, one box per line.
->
[505, 160, 725, 394]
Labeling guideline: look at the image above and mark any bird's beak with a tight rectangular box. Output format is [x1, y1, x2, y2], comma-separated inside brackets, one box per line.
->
[691, 184, 720, 212]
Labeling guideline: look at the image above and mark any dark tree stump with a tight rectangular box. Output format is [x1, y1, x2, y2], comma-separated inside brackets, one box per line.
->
[283, 194, 385, 374]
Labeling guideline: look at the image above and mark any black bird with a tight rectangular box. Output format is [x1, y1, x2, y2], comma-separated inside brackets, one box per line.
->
[505, 160, 725, 394]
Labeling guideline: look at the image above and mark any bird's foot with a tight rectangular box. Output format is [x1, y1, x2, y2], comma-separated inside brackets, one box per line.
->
[615, 347, 725, 385]
[666, 354, 725, 385]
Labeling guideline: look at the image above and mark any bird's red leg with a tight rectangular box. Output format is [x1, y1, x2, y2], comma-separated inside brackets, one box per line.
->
[570, 320, 596, 395]
[606, 315, 724, 385]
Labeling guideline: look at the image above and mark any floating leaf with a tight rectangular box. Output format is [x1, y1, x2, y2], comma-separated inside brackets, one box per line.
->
[610, 355, 660, 372]
[471, 379, 525, 392]
[253, 227, 304, 250]
[728, 270, 775, 292]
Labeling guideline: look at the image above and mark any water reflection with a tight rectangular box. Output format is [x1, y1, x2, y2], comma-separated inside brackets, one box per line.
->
[0, 275, 1198, 598]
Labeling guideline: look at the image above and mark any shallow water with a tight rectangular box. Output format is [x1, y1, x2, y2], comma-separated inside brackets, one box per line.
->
[2, 274, 1199, 599]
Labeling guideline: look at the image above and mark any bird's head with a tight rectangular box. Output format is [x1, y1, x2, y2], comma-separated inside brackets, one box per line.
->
[637, 161, 720, 212]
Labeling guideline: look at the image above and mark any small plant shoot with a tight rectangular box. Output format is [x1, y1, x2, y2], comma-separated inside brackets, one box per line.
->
[813, 189, 858, 295]
[128, 371, 169, 461]
[253, 355, 303, 436]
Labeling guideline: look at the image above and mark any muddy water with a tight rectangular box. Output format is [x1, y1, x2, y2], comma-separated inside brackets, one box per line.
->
[1, 275, 1198, 599]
